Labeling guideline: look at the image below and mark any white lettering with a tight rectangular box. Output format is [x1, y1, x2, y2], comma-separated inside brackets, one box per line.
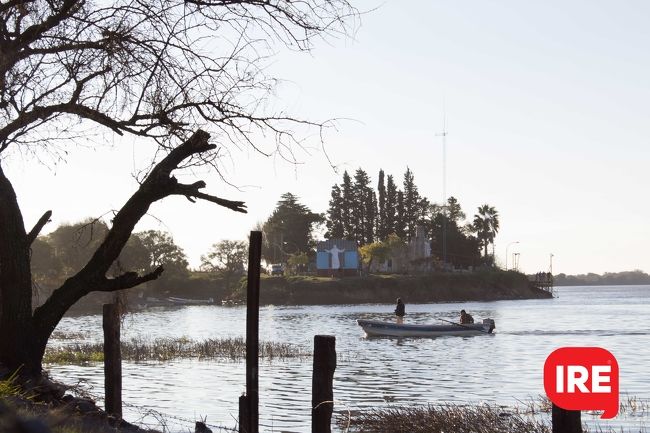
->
[567, 365, 590, 393]
[592, 365, 612, 393]
[556, 365, 564, 393]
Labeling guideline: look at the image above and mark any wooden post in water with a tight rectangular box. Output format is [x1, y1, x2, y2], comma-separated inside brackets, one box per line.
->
[103, 303, 122, 418]
[245, 231, 262, 433]
[312, 335, 336, 433]
[238, 394, 251, 433]
[552, 404, 582, 433]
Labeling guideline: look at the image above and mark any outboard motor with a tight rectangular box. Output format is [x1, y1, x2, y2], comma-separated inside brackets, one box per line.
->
[482, 318, 496, 333]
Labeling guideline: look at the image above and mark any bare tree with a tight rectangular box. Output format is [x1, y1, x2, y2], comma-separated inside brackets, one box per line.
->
[0, 0, 357, 375]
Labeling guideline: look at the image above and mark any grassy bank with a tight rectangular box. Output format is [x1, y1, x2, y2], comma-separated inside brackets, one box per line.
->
[231, 270, 552, 305]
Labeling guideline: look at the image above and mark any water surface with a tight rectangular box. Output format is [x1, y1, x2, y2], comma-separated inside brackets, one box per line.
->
[48, 285, 650, 432]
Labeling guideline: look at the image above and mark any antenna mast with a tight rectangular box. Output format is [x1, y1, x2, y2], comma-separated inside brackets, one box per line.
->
[436, 105, 448, 266]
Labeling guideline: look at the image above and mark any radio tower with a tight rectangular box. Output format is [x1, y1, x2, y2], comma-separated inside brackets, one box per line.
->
[435, 107, 448, 266]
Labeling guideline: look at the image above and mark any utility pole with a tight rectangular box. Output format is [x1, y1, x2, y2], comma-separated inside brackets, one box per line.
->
[435, 106, 448, 266]
[505, 241, 519, 271]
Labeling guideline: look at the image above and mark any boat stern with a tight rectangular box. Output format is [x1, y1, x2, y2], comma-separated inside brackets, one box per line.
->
[482, 318, 496, 333]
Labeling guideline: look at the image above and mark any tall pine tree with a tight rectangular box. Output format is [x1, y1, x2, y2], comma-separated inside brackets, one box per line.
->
[402, 167, 422, 240]
[326, 184, 344, 239]
[377, 170, 388, 240]
[385, 174, 398, 237]
[352, 168, 375, 245]
[396, 190, 406, 239]
[364, 190, 378, 244]
[341, 171, 354, 239]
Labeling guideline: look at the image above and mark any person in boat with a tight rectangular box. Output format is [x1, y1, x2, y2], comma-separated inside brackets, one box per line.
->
[394, 298, 406, 324]
[460, 309, 474, 324]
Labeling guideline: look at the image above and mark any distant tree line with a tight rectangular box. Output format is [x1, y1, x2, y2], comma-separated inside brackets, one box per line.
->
[554, 270, 650, 286]
[31, 220, 254, 300]
[31, 220, 189, 293]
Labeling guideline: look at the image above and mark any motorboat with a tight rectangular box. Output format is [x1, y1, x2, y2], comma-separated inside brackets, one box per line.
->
[357, 318, 495, 337]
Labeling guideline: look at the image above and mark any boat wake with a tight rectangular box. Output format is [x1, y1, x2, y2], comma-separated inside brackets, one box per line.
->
[502, 329, 650, 337]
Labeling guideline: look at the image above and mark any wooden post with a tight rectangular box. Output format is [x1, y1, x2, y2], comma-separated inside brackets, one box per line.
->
[312, 335, 336, 433]
[103, 303, 122, 418]
[245, 231, 262, 433]
[238, 394, 250, 433]
[552, 404, 582, 433]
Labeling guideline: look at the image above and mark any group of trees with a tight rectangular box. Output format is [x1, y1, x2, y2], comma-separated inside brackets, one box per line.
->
[325, 168, 501, 268]
[31, 220, 257, 294]
[326, 168, 429, 244]
[31, 221, 189, 293]
[259, 193, 323, 264]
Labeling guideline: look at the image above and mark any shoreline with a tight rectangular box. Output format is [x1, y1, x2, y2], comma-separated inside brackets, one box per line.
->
[230, 270, 553, 306]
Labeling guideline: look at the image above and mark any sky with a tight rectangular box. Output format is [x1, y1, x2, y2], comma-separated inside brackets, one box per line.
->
[5, 0, 650, 275]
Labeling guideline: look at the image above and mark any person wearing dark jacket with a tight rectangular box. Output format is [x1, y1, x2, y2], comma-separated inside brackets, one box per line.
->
[394, 298, 405, 324]
[460, 309, 474, 324]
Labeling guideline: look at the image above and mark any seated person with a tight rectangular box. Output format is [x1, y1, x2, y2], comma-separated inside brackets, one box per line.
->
[394, 298, 405, 324]
[460, 309, 474, 324]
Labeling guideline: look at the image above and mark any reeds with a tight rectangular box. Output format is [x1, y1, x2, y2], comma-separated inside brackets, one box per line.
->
[337, 403, 551, 433]
[339, 399, 650, 433]
[44, 337, 308, 364]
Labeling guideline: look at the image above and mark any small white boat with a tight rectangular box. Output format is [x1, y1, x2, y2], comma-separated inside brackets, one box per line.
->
[357, 318, 495, 337]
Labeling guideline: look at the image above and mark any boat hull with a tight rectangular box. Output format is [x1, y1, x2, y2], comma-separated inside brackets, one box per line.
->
[357, 319, 494, 337]
[166, 297, 214, 305]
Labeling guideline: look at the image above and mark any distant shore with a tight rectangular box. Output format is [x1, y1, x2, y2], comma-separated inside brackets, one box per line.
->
[59, 270, 552, 315]
[230, 271, 553, 306]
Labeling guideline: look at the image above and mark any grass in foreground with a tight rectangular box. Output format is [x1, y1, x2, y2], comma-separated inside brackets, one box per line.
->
[44, 337, 308, 364]
[338, 399, 650, 433]
[338, 403, 550, 433]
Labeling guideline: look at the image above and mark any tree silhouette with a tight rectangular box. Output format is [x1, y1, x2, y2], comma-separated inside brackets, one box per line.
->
[377, 169, 388, 240]
[0, 0, 357, 375]
[262, 193, 322, 263]
[472, 204, 500, 258]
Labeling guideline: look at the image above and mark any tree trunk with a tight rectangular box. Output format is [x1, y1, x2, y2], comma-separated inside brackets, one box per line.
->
[0, 163, 40, 375]
[1, 131, 246, 377]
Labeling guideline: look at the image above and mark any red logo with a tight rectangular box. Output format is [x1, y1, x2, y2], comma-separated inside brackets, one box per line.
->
[544, 347, 619, 419]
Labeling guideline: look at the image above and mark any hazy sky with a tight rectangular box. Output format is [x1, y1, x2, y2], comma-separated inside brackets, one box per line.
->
[6, 0, 650, 275]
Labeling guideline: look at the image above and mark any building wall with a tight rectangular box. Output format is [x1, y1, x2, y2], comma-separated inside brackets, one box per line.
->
[316, 239, 359, 276]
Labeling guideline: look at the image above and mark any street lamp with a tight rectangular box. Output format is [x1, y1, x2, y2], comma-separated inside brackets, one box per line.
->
[505, 241, 519, 271]
[512, 252, 520, 271]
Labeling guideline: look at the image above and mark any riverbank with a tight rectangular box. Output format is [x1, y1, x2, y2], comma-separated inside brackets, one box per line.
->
[0, 367, 160, 433]
[230, 270, 552, 305]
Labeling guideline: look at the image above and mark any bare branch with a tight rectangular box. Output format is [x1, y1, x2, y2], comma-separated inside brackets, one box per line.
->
[94, 266, 164, 292]
[172, 180, 247, 213]
[26, 210, 52, 245]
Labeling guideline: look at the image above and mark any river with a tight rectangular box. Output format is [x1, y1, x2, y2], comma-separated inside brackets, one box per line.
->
[47, 285, 650, 432]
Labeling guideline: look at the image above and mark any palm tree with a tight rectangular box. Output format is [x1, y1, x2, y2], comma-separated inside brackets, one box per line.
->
[472, 204, 500, 258]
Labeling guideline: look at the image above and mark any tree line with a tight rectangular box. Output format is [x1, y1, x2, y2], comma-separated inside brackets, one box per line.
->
[31, 220, 254, 297]
[325, 167, 500, 268]
[553, 270, 650, 286]
[250, 168, 502, 271]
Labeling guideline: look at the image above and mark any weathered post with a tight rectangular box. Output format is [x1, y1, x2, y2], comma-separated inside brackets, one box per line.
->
[245, 231, 262, 433]
[312, 335, 336, 433]
[238, 394, 250, 433]
[552, 404, 582, 433]
[103, 303, 122, 418]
